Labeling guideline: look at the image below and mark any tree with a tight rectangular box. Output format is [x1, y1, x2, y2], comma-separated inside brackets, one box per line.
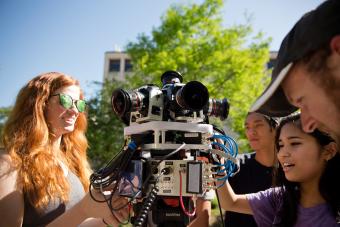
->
[0, 106, 12, 147]
[86, 80, 127, 169]
[126, 0, 271, 149]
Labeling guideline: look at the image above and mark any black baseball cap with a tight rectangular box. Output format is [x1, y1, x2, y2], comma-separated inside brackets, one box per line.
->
[250, 0, 340, 117]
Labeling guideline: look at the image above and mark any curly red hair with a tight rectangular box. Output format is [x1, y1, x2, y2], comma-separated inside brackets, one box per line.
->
[2, 72, 91, 210]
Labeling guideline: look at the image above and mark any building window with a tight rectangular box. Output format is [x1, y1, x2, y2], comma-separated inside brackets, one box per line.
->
[125, 59, 133, 72]
[267, 59, 276, 69]
[109, 59, 120, 72]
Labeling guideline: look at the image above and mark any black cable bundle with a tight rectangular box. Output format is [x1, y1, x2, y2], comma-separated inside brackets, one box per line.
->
[88, 136, 146, 218]
[90, 135, 146, 191]
[86, 136, 147, 225]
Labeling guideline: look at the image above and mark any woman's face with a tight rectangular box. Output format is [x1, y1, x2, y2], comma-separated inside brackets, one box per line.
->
[277, 123, 326, 184]
[45, 85, 82, 138]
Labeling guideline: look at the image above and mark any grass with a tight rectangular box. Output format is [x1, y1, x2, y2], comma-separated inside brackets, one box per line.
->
[210, 196, 225, 227]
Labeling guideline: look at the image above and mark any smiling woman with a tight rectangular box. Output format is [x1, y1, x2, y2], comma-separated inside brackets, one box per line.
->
[46, 85, 85, 138]
[216, 113, 340, 227]
[0, 72, 129, 227]
[271, 114, 340, 226]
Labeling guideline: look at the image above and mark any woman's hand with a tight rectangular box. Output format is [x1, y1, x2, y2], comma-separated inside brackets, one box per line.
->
[80, 189, 130, 222]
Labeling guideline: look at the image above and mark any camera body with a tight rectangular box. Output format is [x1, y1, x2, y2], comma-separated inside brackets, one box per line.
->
[112, 71, 229, 125]
[121, 121, 214, 198]
[111, 71, 230, 226]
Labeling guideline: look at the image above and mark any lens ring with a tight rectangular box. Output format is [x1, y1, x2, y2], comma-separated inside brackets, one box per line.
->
[176, 81, 209, 111]
[112, 89, 131, 117]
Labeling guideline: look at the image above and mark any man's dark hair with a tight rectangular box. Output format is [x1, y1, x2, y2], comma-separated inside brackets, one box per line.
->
[247, 111, 278, 130]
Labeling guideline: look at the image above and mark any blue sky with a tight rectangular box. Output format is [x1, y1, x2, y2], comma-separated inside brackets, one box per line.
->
[0, 0, 322, 107]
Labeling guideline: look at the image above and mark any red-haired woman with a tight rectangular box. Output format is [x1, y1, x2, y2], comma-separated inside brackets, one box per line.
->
[0, 72, 128, 227]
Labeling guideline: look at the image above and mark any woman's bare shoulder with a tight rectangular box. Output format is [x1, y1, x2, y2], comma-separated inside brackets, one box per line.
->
[0, 149, 21, 192]
[0, 149, 15, 173]
[0, 148, 24, 227]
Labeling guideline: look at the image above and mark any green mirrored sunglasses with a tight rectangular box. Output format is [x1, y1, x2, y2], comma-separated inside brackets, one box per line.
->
[51, 93, 87, 112]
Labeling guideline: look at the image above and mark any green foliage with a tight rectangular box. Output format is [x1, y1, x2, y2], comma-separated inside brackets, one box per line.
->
[211, 195, 218, 209]
[0, 106, 12, 147]
[86, 80, 127, 169]
[126, 0, 271, 150]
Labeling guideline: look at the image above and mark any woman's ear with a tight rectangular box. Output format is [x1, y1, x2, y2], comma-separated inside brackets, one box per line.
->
[322, 142, 338, 161]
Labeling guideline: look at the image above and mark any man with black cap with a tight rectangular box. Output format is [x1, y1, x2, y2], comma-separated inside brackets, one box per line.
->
[250, 0, 340, 143]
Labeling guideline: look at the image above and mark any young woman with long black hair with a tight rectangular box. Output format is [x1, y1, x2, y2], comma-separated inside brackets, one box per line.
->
[217, 114, 340, 226]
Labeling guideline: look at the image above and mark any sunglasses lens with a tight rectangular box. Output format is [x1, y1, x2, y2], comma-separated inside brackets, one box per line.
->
[59, 94, 73, 109]
[76, 100, 86, 112]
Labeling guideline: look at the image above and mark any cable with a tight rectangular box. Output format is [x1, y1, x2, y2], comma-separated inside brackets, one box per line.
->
[89, 137, 146, 225]
[134, 185, 160, 226]
[179, 170, 196, 217]
[154, 143, 186, 166]
[210, 134, 240, 185]
[215, 186, 226, 227]
[139, 143, 186, 193]
[90, 139, 140, 190]
[212, 125, 226, 137]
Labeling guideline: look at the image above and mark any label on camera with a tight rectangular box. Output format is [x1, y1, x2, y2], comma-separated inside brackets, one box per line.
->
[184, 132, 199, 137]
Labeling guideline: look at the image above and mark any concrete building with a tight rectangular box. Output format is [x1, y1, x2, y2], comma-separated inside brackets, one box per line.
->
[267, 51, 278, 69]
[103, 51, 133, 81]
[103, 50, 278, 81]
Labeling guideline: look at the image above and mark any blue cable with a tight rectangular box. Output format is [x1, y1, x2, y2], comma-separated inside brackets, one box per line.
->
[211, 134, 239, 181]
[128, 141, 137, 150]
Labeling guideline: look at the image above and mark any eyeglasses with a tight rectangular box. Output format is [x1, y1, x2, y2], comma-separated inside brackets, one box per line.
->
[51, 93, 87, 112]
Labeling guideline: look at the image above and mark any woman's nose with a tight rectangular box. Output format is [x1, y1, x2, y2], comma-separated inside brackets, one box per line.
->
[277, 146, 290, 158]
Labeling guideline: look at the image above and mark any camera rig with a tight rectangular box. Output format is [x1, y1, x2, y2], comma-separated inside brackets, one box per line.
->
[90, 71, 239, 226]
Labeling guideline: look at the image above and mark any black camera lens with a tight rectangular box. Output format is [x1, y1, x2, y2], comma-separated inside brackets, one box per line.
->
[175, 81, 209, 111]
[111, 89, 145, 117]
[203, 98, 229, 120]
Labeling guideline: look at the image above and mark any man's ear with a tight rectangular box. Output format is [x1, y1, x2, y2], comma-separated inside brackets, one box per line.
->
[330, 35, 340, 54]
[329, 35, 340, 80]
[322, 142, 338, 161]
